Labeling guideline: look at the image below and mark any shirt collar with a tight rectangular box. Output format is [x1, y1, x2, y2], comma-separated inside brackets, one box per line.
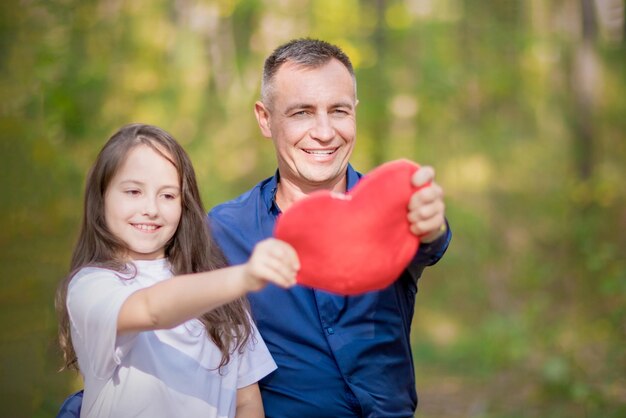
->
[261, 164, 361, 214]
[261, 170, 280, 215]
[345, 163, 361, 191]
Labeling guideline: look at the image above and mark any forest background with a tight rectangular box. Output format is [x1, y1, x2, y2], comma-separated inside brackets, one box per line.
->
[1, 1, 624, 417]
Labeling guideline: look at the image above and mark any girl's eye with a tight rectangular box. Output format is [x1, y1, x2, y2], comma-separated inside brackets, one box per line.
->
[125, 189, 140, 196]
[162, 193, 178, 200]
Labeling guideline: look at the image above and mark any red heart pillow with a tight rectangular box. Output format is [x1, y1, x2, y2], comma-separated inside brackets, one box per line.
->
[274, 159, 422, 295]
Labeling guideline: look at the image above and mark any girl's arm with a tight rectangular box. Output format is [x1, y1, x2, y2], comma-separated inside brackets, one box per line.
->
[117, 238, 298, 334]
[235, 383, 264, 418]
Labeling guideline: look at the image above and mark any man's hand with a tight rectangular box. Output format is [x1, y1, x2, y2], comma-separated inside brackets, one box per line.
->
[407, 165, 446, 243]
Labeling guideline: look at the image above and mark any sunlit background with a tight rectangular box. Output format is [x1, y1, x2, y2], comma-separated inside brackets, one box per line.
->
[1, 1, 625, 417]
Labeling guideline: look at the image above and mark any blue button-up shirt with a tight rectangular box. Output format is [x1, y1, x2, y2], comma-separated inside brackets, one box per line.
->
[208, 165, 451, 418]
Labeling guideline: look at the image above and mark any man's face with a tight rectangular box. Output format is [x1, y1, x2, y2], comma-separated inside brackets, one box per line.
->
[256, 59, 357, 193]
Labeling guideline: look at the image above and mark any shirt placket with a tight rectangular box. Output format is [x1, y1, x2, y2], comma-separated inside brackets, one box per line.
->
[313, 290, 343, 336]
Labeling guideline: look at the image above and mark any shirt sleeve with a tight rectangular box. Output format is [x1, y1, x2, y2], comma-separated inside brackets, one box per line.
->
[236, 319, 277, 389]
[67, 268, 142, 380]
[414, 218, 452, 266]
[405, 219, 452, 281]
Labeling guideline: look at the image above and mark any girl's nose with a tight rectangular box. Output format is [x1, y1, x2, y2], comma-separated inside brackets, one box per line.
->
[142, 198, 158, 217]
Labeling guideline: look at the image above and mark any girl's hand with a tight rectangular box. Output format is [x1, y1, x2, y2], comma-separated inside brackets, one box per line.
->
[244, 238, 299, 292]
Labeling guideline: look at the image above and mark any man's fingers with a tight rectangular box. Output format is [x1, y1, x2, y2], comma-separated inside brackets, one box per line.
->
[408, 182, 443, 210]
[411, 165, 435, 187]
[406, 171, 446, 238]
[409, 213, 446, 236]
[407, 200, 445, 224]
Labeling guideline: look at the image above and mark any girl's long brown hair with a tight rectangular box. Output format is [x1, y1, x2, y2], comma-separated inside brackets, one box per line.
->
[55, 123, 251, 371]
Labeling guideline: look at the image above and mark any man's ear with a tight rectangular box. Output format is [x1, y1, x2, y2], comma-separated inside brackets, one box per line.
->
[254, 101, 272, 138]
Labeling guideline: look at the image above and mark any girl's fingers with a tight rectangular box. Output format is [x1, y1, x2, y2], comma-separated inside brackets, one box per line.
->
[264, 239, 300, 271]
[254, 261, 297, 288]
[249, 239, 299, 287]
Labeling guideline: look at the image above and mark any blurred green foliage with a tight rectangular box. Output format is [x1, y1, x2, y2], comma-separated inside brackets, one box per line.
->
[1, 1, 624, 417]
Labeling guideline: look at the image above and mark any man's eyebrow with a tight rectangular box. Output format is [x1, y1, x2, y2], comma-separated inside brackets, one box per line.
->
[283, 101, 354, 115]
[283, 103, 314, 114]
[331, 101, 355, 109]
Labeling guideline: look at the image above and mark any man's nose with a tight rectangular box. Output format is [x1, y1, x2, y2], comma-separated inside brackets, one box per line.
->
[310, 114, 335, 142]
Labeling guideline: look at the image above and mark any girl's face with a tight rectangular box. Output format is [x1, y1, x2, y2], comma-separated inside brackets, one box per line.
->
[104, 144, 182, 260]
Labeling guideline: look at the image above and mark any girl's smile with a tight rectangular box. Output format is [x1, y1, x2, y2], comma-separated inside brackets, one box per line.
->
[131, 223, 161, 231]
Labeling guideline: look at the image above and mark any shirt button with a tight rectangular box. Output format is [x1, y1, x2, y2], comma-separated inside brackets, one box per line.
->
[326, 327, 335, 335]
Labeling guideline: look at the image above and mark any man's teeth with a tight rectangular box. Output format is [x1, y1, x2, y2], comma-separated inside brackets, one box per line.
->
[305, 150, 334, 155]
[134, 224, 158, 231]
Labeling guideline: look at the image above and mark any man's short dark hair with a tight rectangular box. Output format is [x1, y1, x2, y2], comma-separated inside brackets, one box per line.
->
[260, 38, 356, 107]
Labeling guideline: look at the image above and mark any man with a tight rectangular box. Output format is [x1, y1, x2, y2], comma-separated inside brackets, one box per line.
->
[209, 38, 451, 418]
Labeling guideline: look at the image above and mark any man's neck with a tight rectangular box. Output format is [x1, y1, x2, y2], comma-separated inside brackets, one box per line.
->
[275, 175, 347, 212]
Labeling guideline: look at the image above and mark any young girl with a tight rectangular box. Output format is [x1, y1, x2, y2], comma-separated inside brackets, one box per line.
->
[55, 123, 299, 418]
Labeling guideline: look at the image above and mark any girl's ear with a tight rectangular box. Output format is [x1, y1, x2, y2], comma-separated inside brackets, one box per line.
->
[254, 101, 272, 139]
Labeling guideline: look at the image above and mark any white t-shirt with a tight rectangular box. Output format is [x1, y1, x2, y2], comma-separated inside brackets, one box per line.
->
[67, 258, 277, 418]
